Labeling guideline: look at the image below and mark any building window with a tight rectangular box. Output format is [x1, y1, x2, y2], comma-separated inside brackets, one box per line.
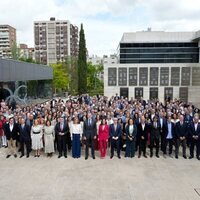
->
[135, 88, 143, 99]
[129, 67, 137, 86]
[181, 67, 190, 86]
[179, 87, 188, 102]
[108, 68, 117, 86]
[160, 67, 169, 86]
[150, 67, 158, 86]
[192, 67, 200, 86]
[118, 68, 127, 86]
[171, 67, 180, 86]
[139, 68, 148, 86]
[164, 87, 173, 101]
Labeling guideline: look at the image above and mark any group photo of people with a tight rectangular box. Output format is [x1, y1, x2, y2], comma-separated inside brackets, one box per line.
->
[0, 94, 200, 160]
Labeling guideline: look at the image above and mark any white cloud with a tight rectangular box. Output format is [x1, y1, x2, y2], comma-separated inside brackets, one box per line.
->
[0, 0, 199, 56]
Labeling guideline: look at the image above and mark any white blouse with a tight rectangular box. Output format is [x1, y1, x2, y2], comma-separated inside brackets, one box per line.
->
[70, 124, 83, 137]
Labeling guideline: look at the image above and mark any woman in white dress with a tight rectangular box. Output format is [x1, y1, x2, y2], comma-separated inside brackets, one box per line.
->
[31, 119, 43, 157]
[44, 120, 55, 157]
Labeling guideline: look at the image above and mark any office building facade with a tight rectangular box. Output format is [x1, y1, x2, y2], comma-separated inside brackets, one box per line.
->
[34, 17, 78, 65]
[104, 30, 200, 107]
[0, 25, 16, 58]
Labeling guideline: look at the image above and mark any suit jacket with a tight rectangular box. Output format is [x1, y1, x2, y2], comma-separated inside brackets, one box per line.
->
[19, 124, 31, 141]
[83, 118, 97, 139]
[109, 123, 122, 138]
[189, 122, 200, 139]
[175, 121, 188, 139]
[98, 124, 109, 141]
[4, 123, 19, 140]
[150, 121, 160, 140]
[137, 123, 148, 141]
[125, 125, 137, 141]
[55, 122, 70, 137]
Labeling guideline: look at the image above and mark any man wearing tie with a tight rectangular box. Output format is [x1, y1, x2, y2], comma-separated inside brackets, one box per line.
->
[137, 116, 148, 158]
[109, 118, 122, 159]
[19, 118, 31, 158]
[189, 115, 200, 160]
[83, 112, 97, 160]
[175, 115, 188, 159]
[163, 116, 175, 158]
[55, 116, 70, 158]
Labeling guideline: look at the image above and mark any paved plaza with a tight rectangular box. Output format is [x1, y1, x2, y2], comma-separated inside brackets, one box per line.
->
[0, 147, 200, 200]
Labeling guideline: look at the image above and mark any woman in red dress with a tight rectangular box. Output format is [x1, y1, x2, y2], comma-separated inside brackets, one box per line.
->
[98, 118, 109, 158]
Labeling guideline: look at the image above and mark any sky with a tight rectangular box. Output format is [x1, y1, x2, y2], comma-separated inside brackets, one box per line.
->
[0, 0, 200, 56]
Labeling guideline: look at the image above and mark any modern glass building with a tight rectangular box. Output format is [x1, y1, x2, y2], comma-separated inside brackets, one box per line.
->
[104, 30, 200, 107]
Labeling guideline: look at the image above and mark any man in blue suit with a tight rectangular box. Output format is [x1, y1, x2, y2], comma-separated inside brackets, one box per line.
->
[109, 118, 122, 159]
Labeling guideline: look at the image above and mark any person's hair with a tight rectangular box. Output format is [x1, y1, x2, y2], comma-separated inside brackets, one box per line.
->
[73, 117, 80, 124]
[100, 118, 107, 125]
[128, 118, 134, 125]
[45, 120, 51, 126]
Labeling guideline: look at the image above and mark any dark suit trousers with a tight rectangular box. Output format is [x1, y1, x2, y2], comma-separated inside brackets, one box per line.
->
[190, 138, 200, 158]
[125, 139, 135, 157]
[20, 138, 31, 155]
[163, 138, 173, 155]
[139, 139, 147, 156]
[85, 136, 95, 158]
[57, 135, 67, 156]
[160, 130, 165, 152]
[150, 137, 159, 155]
[175, 139, 186, 157]
[111, 138, 120, 156]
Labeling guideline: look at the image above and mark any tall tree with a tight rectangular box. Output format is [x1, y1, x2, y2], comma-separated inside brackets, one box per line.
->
[78, 24, 87, 94]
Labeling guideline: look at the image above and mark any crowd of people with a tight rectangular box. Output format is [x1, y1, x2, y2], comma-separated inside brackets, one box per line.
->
[0, 94, 200, 160]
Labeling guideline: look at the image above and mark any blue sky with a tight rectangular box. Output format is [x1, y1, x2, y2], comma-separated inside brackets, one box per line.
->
[0, 0, 200, 56]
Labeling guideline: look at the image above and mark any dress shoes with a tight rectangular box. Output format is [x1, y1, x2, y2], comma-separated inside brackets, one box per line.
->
[189, 156, 193, 159]
[20, 154, 24, 158]
[156, 154, 159, 158]
[26, 154, 29, 158]
[183, 155, 187, 159]
[85, 156, 88, 160]
[58, 155, 62, 158]
[6, 155, 11, 158]
[175, 155, 178, 159]
[64, 155, 67, 158]
[14, 154, 17, 158]
[143, 155, 148, 158]
[110, 155, 113, 159]
[92, 156, 95, 159]
[138, 154, 141, 158]
[197, 157, 200, 160]
[118, 156, 121, 159]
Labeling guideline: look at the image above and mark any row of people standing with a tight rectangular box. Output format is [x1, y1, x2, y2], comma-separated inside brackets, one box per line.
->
[2, 112, 200, 160]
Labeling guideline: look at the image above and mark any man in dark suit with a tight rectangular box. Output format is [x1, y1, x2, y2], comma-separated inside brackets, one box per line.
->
[55, 116, 70, 158]
[175, 115, 188, 159]
[150, 116, 160, 158]
[4, 117, 19, 158]
[19, 118, 31, 158]
[189, 115, 200, 160]
[137, 116, 149, 158]
[163, 116, 175, 158]
[159, 112, 167, 152]
[83, 112, 97, 160]
[109, 118, 122, 159]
